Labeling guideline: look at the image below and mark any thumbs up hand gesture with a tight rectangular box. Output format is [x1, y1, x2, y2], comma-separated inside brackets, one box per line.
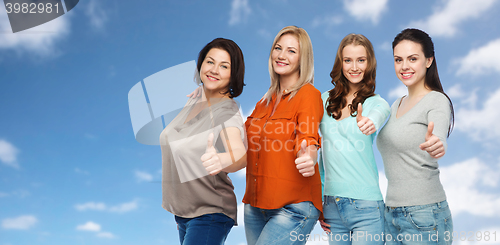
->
[419, 122, 445, 158]
[295, 140, 315, 177]
[201, 133, 223, 175]
[356, 103, 376, 135]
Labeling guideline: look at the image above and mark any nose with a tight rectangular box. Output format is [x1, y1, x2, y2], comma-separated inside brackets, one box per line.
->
[277, 50, 285, 60]
[401, 60, 409, 70]
[210, 64, 219, 74]
[352, 61, 358, 70]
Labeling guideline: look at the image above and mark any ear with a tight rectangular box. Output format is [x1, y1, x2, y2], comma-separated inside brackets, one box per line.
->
[426, 57, 434, 68]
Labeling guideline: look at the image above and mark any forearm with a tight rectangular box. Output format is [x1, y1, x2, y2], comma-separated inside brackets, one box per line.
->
[219, 148, 247, 173]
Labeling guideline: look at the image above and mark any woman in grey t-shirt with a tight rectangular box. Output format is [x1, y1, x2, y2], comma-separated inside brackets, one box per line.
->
[160, 38, 247, 245]
[377, 28, 455, 245]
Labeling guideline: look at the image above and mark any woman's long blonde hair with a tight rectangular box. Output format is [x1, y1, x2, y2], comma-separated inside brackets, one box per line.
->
[262, 26, 314, 105]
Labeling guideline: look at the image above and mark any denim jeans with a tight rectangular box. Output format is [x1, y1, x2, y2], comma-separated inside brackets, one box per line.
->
[244, 201, 320, 245]
[175, 213, 235, 245]
[384, 200, 453, 245]
[323, 196, 385, 245]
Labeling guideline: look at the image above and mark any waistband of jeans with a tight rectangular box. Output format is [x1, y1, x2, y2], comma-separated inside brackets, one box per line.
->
[324, 195, 383, 205]
[386, 200, 448, 212]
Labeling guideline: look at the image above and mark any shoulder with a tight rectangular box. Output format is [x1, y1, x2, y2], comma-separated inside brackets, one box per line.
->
[297, 83, 321, 98]
[422, 91, 451, 110]
[364, 94, 386, 104]
[321, 90, 330, 101]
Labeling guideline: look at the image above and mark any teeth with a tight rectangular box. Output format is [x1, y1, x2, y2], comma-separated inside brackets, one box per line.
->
[402, 73, 412, 77]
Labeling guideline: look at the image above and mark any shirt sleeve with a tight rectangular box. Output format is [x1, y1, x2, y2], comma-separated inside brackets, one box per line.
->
[426, 93, 451, 152]
[293, 87, 324, 157]
[365, 95, 391, 131]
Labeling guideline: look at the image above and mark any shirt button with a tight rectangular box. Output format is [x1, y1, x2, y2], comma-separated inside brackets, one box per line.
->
[254, 179, 256, 182]
[335, 198, 340, 202]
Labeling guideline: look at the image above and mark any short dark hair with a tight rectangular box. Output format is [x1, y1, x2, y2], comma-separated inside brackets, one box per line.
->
[196, 38, 245, 98]
[393, 28, 455, 136]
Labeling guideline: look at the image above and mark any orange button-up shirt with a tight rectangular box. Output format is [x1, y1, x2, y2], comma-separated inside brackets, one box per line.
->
[242, 83, 324, 213]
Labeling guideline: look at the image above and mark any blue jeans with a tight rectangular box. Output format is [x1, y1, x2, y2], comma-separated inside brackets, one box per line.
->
[244, 201, 320, 245]
[323, 196, 385, 245]
[384, 200, 453, 245]
[175, 213, 235, 245]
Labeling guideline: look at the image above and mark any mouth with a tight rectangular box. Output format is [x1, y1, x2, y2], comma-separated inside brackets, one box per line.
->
[349, 72, 362, 78]
[206, 75, 219, 81]
[275, 61, 288, 67]
[401, 72, 414, 79]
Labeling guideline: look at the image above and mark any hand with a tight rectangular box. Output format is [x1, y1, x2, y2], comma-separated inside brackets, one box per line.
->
[186, 86, 202, 98]
[319, 219, 331, 233]
[201, 133, 223, 175]
[295, 140, 315, 177]
[356, 103, 376, 135]
[419, 122, 445, 158]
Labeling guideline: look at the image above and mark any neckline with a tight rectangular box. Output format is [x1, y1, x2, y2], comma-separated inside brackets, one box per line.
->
[394, 91, 434, 120]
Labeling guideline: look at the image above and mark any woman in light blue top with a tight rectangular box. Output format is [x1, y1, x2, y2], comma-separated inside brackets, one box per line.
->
[319, 34, 390, 245]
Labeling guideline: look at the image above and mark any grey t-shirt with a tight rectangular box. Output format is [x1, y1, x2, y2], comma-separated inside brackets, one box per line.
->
[377, 91, 451, 207]
[160, 96, 245, 223]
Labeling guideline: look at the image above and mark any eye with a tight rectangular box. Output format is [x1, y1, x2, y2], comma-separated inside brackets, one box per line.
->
[394, 58, 402, 63]
[289, 50, 296, 54]
[358, 59, 365, 63]
[344, 59, 351, 63]
[221, 65, 229, 69]
[207, 60, 214, 64]
[274, 46, 281, 51]
[410, 57, 417, 62]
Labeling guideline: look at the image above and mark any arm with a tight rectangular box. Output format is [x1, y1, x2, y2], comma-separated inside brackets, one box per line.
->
[294, 87, 324, 177]
[357, 96, 391, 135]
[202, 127, 247, 175]
[419, 94, 451, 158]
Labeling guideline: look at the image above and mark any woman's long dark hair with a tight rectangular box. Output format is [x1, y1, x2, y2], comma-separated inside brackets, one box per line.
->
[326, 34, 376, 119]
[392, 28, 455, 136]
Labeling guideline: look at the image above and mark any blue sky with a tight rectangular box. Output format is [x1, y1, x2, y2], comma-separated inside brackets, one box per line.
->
[1, 0, 500, 244]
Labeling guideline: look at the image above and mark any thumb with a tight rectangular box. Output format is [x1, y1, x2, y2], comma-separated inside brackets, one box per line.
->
[356, 103, 363, 122]
[206, 132, 214, 152]
[300, 139, 308, 156]
[426, 122, 434, 140]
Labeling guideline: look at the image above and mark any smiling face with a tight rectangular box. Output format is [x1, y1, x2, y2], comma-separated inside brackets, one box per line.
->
[199, 48, 231, 97]
[342, 44, 368, 87]
[271, 34, 300, 78]
[393, 40, 433, 88]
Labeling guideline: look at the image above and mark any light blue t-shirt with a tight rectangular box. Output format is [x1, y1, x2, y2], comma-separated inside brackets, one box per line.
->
[319, 92, 390, 201]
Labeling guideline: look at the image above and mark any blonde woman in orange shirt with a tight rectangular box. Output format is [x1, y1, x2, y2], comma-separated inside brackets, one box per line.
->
[242, 26, 323, 245]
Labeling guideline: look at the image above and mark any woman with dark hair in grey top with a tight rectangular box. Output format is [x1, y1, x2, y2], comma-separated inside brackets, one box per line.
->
[160, 38, 247, 245]
[377, 28, 454, 245]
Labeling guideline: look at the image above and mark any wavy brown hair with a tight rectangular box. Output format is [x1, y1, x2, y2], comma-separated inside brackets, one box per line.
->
[326, 34, 376, 119]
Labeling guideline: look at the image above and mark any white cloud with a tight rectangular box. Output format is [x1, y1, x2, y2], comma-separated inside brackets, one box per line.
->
[84, 0, 108, 30]
[229, 0, 251, 26]
[97, 231, 115, 238]
[75, 167, 90, 175]
[75, 200, 138, 213]
[387, 84, 407, 100]
[0, 7, 70, 56]
[108, 200, 138, 213]
[311, 15, 343, 28]
[75, 202, 106, 211]
[441, 158, 500, 217]
[456, 38, 500, 75]
[235, 203, 245, 229]
[342, 0, 388, 24]
[0, 139, 20, 169]
[2, 215, 38, 230]
[447, 84, 465, 99]
[455, 87, 500, 141]
[76, 221, 116, 239]
[76, 221, 101, 232]
[0, 192, 8, 197]
[378, 41, 392, 52]
[135, 170, 153, 182]
[409, 0, 497, 37]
